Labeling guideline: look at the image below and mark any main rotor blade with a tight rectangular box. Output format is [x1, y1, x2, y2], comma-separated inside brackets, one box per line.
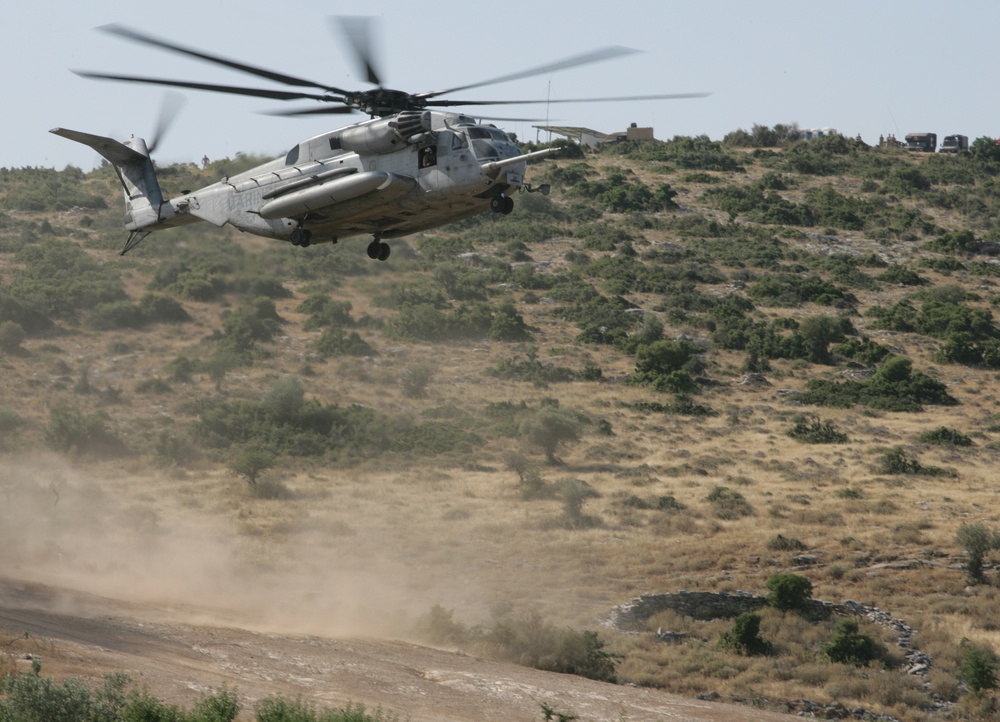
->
[74, 70, 343, 102]
[419, 46, 642, 99]
[263, 106, 359, 117]
[97, 23, 352, 96]
[334, 16, 382, 86]
[426, 92, 712, 107]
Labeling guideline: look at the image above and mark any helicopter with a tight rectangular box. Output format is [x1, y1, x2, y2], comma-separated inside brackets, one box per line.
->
[52, 18, 708, 260]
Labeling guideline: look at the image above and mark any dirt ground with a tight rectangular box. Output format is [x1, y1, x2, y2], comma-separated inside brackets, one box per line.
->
[0, 577, 804, 722]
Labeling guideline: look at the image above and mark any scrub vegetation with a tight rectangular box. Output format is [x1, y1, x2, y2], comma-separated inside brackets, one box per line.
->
[5, 129, 1000, 720]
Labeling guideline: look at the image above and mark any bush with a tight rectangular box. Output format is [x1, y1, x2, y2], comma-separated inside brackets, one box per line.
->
[312, 328, 375, 357]
[520, 409, 581, 464]
[960, 642, 999, 694]
[45, 406, 127, 456]
[955, 523, 999, 584]
[559, 478, 600, 528]
[229, 448, 277, 487]
[787, 415, 848, 444]
[918, 426, 973, 446]
[631, 339, 703, 393]
[256, 698, 398, 722]
[873, 447, 955, 477]
[718, 612, 773, 656]
[821, 618, 885, 666]
[0, 672, 244, 722]
[706, 486, 754, 519]
[0, 320, 26, 351]
[765, 572, 813, 613]
[767, 534, 807, 551]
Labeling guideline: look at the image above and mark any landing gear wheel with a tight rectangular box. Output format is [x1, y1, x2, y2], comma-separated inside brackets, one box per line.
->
[290, 228, 312, 247]
[490, 195, 505, 213]
[367, 239, 390, 260]
[502, 195, 514, 215]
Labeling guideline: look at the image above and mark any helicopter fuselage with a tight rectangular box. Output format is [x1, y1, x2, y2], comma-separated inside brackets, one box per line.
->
[148, 110, 546, 249]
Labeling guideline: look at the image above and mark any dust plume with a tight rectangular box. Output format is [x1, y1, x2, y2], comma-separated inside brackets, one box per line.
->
[0, 454, 546, 641]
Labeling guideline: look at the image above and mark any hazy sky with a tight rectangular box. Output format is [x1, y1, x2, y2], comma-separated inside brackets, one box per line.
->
[5, 0, 997, 170]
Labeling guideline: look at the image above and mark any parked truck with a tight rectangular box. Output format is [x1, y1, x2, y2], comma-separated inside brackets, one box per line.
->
[939, 134, 969, 153]
[905, 132, 937, 152]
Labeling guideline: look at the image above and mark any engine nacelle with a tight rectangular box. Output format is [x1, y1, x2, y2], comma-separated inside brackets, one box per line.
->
[339, 111, 433, 154]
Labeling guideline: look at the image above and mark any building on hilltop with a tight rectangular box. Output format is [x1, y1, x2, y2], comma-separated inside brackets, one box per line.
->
[534, 122, 656, 147]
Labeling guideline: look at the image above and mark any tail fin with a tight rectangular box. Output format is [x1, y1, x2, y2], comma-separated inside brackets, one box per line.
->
[50, 128, 165, 252]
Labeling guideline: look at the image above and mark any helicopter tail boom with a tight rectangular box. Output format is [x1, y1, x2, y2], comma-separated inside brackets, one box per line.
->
[50, 127, 167, 234]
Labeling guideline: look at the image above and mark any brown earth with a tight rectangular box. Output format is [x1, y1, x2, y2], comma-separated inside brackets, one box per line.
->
[0, 577, 799, 722]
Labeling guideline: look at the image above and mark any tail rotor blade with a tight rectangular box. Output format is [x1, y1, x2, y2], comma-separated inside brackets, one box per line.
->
[147, 91, 186, 154]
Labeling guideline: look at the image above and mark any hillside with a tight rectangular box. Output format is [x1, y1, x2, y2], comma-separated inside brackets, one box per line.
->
[3, 131, 1000, 720]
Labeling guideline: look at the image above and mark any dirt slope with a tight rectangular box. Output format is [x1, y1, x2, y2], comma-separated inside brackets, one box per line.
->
[0, 578, 799, 722]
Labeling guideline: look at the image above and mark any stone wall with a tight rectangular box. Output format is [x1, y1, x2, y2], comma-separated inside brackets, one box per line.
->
[606, 591, 936, 681]
[607, 590, 846, 627]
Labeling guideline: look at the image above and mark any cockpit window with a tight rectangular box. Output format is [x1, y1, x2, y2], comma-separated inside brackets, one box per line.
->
[467, 127, 512, 143]
[472, 139, 499, 159]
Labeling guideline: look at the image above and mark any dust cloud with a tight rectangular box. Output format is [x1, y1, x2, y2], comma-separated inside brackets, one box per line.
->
[0, 454, 507, 641]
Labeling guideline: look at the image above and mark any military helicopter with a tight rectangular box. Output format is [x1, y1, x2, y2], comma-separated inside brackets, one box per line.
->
[52, 19, 708, 260]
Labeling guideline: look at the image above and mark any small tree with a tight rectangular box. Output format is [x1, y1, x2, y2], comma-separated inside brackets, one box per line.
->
[400, 362, 435, 398]
[956, 523, 998, 584]
[560, 478, 600, 528]
[519, 409, 580, 464]
[765, 572, 813, 613]
[960, 641, 999, 694]
[229, 449, 277, 488]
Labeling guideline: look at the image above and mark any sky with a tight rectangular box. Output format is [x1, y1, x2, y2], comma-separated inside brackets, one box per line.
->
[4, 0, 998, 170]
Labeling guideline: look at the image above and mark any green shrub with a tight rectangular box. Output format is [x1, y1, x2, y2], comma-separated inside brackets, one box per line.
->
[955, 523, 999, 584]
[488, 301, 531, 341]
[487, 353, 575, 386]
[559, 478, 600, 528]
[413, 607, 619, 683]
[0, 672, 245, 722]
[312, 328, 375, 357]
[229, 448, 277, 487]
[918, 426, 973, 446]
[874, 446, 955, 477]
[765, 572, 813, 613]
[821, 618, 885, 666]
[925, 229, 978, 253]
[877, 264, 927, 286]
[45, 406, 126, 456]
[960, 642, 999, 694]
[767, 534, 807, 551]
[798, 355, 958, 412]
[718, 612, 773, 656]
[787, 415, 848, 444]
[0, 320, 26, 351]
[520, 409, 580, 464]
[255, 697, 399, 722]
[631, 339, 703, 392]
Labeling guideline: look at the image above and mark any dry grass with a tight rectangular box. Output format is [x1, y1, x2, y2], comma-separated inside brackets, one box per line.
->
[5, 148, 1000, 719]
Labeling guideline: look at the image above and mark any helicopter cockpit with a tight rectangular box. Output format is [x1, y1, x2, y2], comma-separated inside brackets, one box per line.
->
[441, 124, 519, 162]
[465, 126, 519, 160]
